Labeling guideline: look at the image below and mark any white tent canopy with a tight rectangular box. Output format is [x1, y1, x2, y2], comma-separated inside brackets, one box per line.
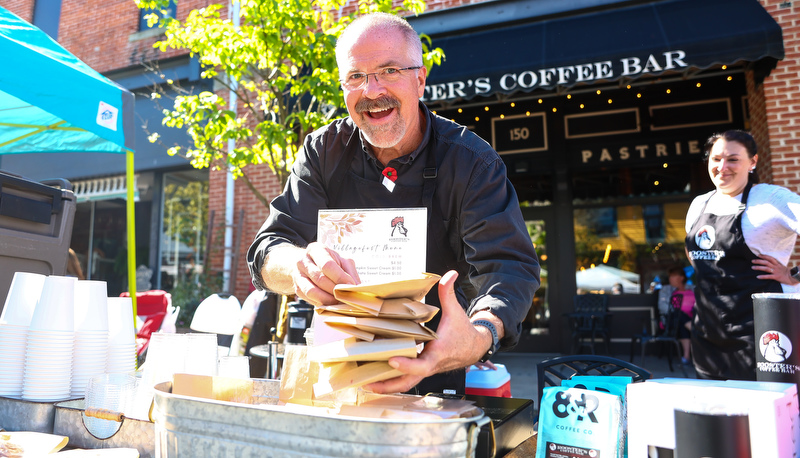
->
[576, 264, 640, 294]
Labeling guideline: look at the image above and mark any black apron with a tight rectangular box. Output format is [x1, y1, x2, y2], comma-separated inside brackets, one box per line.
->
[328, 134, 468, 395]
[686, 183, 782, 380]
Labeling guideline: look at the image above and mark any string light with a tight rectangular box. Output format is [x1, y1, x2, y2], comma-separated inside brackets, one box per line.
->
[484, 106, 489, 111]
[637, 93, 642, 98]
[510, 102, 515, 107]
[666, 89, 671, 94]
[580, 104, 585, 109]
[596, 90, 602, 95]
[552, 107, 557, 112]
[663, 163, 668, 168]
[538, 99, 543, 104]
[654, 180, 660, 186]
[607, 99, 613, 104]
[626, 85, 632, 89]
[474, 116, 480, 122]
[500, 114, 505, 119]
[722, 65, 727, 70]
[526, 111, 531, 116]
[567, 94, 572, 99]
[727, 76, 733, 81]
[458, 108, 463, 113]
[696, 82, 702, 88]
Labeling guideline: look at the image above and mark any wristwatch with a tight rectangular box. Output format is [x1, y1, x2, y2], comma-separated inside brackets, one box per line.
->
[473, 320, 499, 363]
[791, 266, 800, 282]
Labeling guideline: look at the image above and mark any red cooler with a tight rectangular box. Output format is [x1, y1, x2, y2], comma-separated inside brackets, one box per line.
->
[465, 363, 512, 397]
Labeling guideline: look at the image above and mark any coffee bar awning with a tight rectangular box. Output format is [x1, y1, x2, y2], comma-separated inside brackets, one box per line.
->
[422, 0, 784, 102]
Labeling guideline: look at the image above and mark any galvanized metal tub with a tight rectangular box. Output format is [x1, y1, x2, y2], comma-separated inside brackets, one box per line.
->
[0, 395, 60, 433]
[53, 399, 155, 458]
[152, 379, 489, 457]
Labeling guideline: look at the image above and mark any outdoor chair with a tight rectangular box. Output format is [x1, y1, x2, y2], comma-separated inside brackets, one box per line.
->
[629, 293, 688, 377]
[536, 354, 651, 412]
[565, 294, 612, 355]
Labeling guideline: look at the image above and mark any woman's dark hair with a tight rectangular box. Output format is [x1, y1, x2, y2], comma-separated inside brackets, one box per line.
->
[703, 129, 759, 184]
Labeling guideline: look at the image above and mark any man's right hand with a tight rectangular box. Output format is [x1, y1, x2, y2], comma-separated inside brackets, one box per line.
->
[291, 242, 360, 305]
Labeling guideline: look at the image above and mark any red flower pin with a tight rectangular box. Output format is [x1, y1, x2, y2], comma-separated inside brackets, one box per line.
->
[382, 167, 398, 182]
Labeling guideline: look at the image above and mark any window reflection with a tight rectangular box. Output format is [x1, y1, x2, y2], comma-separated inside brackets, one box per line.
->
[160, 174, 208, 292]
[574, 202, 691, 295]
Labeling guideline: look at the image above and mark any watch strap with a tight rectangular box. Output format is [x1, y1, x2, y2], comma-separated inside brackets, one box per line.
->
[472, 319, 499, 363]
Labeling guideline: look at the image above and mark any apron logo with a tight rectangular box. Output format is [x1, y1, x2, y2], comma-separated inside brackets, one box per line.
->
[760, 331, 792, 363]
[695, 225, 715, 250]
[390, 216, 408, 237]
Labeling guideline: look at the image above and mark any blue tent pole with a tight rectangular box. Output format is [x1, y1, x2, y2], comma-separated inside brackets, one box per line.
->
[126, 149, 137, 324]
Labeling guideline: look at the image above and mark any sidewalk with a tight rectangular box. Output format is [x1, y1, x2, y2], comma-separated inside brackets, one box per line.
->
[490, 352, 697, 401]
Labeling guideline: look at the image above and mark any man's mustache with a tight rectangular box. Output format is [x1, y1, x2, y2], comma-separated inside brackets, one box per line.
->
[355, 97, 400, 113]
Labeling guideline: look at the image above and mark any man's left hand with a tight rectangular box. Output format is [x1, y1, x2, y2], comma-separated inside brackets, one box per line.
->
[365, 270, 493, 394]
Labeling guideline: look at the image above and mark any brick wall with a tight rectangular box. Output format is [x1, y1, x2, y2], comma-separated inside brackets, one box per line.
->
[0, 0, 34, 21]
[760, 0, 800, 262]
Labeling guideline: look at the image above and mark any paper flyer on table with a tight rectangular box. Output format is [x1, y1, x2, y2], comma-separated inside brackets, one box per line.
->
[317, 208, 427, 284]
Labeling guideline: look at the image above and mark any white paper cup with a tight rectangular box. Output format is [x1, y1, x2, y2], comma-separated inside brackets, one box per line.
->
[218, 356, 251, 379]
[184, 333, 218, 376]
[29, 276, 76, 332]
[107, 297, 136, 347]
[1, 272, 46, 326]
[74, 280, 109, 332]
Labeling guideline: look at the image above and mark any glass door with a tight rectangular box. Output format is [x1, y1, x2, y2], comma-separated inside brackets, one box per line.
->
[515, 206, 557, 352]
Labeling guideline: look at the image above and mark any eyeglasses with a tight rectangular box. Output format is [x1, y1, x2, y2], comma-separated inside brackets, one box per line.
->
[340, 66, 422, 91]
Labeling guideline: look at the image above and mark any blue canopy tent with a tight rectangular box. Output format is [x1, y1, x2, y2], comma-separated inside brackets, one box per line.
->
[0, 6, 138, 315]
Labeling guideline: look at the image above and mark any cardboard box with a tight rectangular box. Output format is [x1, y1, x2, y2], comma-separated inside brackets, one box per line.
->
[627, 379, 799, 457]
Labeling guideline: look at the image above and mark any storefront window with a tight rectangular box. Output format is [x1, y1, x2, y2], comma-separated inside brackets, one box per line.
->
[574, 200, 692, 295]
[159, 171, 210, 296]
[525, 218, 549, 335]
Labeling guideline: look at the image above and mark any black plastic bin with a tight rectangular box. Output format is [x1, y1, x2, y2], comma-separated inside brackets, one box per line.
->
[0, 171, 76, 314]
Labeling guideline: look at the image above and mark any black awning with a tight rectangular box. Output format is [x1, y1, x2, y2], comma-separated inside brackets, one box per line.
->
[422, 0, 784, 102]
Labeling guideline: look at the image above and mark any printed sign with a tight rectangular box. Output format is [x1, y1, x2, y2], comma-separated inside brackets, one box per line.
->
[96, 101, 118, 131]
[317, 208, 427, 284]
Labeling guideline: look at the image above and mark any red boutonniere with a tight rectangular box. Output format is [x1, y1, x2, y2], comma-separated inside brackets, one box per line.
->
[382, 167, 398, 182]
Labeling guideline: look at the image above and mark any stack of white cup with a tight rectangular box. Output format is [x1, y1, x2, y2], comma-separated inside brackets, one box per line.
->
[22, 275, 76, 401]
[71, 280, 110, 398]
[0, 272, 46, 398]
[106, 297, 137, 373]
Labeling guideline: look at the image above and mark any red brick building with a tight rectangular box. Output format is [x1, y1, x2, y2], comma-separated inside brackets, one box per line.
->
[1, 0, 796, 353]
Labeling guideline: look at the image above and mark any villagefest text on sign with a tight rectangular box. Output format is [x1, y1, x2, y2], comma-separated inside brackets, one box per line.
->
[422, 50, 689, 101]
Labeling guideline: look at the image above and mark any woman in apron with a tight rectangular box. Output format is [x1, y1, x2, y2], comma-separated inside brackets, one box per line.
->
[685, 130, 800, 380]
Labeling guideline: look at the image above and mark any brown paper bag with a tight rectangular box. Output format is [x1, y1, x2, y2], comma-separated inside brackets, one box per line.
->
[172, 373, 254, 404]
[314, 361, 404, 397]
[322, 315, 437, 342]
[333, 273, 441, 303]
[317, 298, 439, 322]
[279, 345, 322, 406]
[307, 337, 418, 363]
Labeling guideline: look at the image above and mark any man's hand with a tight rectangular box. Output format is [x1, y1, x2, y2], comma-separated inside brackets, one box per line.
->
[263, 243, 360, 305]
[292, 242, 360, 305]
[365, 270, 498, 394]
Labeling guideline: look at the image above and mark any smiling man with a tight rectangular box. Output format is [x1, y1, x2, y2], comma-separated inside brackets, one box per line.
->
[246, 12, 540, 395]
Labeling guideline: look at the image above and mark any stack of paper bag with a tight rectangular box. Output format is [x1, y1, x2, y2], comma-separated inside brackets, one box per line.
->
[307, 273, 441, 398]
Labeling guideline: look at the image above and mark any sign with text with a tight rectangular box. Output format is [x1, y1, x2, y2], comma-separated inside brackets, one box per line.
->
[491, 112, 547, 154]
[423, 51, 689, 102]
[571, 138, 705, 168]
[317, 208, 427, 284]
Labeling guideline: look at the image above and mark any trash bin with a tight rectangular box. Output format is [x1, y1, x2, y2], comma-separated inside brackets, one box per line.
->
[0, 171, 75, 315]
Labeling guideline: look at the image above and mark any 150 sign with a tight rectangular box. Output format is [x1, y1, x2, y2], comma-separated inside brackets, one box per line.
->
[492, 113, 547, 155]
